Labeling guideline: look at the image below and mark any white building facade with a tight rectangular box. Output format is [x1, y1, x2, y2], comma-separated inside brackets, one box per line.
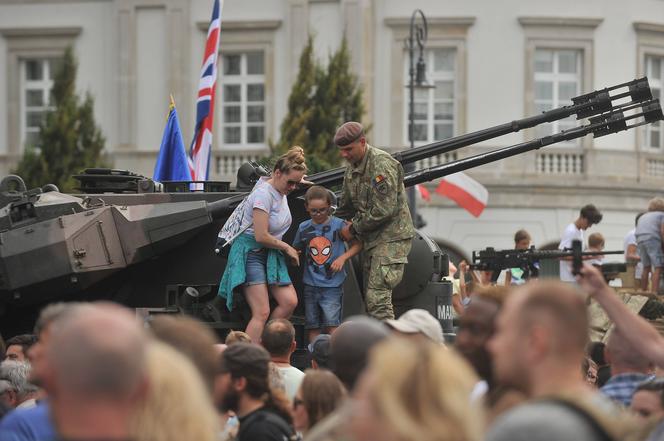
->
[1, 0, 664, 259]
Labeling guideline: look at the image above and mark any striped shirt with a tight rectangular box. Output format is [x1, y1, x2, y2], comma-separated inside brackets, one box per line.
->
[599, 372, 654, 407]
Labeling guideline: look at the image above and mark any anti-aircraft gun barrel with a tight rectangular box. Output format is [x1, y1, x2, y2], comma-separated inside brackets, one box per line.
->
[208, 78, 659, 213]
[403, 98, 663, 187]
[308, 77, 653, 189]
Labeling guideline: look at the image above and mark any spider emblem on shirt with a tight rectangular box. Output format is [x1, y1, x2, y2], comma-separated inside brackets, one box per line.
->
[308, 236, 332, 265]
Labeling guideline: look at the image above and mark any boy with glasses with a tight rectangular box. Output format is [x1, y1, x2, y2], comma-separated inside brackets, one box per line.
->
[293, 186, 362, 342]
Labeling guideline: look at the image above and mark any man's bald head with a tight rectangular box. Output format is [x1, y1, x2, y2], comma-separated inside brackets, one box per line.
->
[261, 318, 295, 358]
[330, 316, 390, 391]
[514, 281, 589, 357]
[46, 303, 147, 401]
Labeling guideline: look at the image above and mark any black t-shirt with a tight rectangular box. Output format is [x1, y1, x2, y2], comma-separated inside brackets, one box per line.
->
[237, 407, 296, 441]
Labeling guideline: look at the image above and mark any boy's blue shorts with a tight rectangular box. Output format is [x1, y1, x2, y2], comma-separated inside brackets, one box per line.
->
[303, 284, 343, 329]
[638, 238, 664, 268]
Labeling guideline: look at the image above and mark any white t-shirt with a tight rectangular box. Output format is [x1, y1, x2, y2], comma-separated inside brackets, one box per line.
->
[624, 228, 643, 279]
[277, 365, 304, 401]
[559, 223, 583, 282]
[242, 177, 292, 240]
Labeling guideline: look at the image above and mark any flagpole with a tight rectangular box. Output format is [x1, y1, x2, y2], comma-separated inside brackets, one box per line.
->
[189, 0, 222, 183]
[167, 94, 176, 121]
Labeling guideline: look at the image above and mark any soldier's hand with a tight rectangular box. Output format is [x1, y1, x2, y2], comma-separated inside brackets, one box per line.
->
[340, 224, 354, 242]
[285, 246, 300, 266]
[330, 257, 346, 273]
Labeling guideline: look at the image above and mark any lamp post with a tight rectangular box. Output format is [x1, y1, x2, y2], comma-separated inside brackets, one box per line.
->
[405, 9, 431, 228]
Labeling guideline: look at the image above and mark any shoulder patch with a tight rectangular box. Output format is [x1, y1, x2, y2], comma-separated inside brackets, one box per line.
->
[373, 175, 388, 195]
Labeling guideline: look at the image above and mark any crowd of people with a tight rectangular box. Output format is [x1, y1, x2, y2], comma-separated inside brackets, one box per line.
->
[0, 263, 662, 441]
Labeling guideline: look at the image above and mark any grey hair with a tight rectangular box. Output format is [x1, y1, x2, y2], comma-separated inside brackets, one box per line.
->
[0, 360, 38, 398]
[34, 302, 83, 336]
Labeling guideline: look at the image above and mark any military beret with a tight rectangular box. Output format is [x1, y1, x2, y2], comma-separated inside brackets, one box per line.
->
[334, 122, 364, 147]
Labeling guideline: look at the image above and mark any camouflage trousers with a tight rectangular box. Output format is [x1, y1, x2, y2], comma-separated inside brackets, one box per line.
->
[361, 239, 412, 320]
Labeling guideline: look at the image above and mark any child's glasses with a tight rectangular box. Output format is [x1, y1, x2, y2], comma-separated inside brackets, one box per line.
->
[309, 208, 329, 215]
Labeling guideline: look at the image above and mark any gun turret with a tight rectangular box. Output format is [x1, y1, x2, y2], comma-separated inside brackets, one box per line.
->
[471, 240, 624, 282]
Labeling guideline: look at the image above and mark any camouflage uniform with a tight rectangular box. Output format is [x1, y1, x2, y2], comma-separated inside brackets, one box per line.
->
[336, 145, 415, 320]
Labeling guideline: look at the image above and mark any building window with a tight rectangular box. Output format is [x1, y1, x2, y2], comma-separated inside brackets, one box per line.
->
[533, 49, 582, 140]
[405, 48, 456, 145]
[520, 17, 599, 155]
[21, 58, 60, 148]
[645, 55, 663, 149]
[220, 51, 266, 147]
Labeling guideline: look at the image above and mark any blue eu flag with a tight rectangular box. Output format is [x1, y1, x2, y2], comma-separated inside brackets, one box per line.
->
[153, 99, 193, 182]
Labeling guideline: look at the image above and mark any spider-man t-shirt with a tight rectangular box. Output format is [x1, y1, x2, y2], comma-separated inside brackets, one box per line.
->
[292, 216, 347, 288]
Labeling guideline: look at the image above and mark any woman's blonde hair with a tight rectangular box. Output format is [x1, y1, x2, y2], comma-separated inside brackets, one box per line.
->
[274, 146, 307, 174]
[648, 197, 664, 212]
[225, 330, 252, 346]
[129, 341, 219, 441]
[365, 338, 482, 441]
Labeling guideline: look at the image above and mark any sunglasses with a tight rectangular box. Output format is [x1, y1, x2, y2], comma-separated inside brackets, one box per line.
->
[286, 180, 300, 187]
[308, 208, 329, 215]
[293, 397, 304, 409]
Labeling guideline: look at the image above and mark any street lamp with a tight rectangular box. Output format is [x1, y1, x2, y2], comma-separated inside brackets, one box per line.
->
[405, 9, 433, 228]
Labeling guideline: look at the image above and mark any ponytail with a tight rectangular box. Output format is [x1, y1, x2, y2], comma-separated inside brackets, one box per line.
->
[274, 146, 307, 174]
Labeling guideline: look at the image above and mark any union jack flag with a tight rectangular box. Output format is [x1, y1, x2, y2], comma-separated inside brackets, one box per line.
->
[189, 0, 223, 181]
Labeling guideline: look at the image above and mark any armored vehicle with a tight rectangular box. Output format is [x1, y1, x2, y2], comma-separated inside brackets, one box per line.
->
[0, 78, 660, 339]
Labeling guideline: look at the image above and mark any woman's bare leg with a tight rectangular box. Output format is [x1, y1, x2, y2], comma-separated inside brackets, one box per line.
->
[243, 283, 271, 342]
[270, 284, 298, 319]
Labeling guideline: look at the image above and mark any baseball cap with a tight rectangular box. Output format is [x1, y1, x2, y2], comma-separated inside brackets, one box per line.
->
[385, 309, 444, 344]
[307, 334, 331, 368]
[334, 122, 364, 147]
[218, 342, 270, 377]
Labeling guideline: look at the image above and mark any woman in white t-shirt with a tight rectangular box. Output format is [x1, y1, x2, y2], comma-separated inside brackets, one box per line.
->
[218, 147, 307, 342]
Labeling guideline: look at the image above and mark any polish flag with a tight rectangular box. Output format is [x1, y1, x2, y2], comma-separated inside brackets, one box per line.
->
[435, 172, 488, 217]
[415, 184, 431, 202]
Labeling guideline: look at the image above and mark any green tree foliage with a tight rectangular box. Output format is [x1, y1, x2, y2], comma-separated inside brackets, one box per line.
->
[272, 36, 365, 173]
[272, 35, 318, 156]
[13, 47, 106, 192]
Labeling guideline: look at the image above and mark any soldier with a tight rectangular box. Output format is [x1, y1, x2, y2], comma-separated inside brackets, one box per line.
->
[334, 121, 415, 320]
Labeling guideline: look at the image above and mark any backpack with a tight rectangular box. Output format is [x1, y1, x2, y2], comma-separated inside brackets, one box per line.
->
[215, 195, 252, 258]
